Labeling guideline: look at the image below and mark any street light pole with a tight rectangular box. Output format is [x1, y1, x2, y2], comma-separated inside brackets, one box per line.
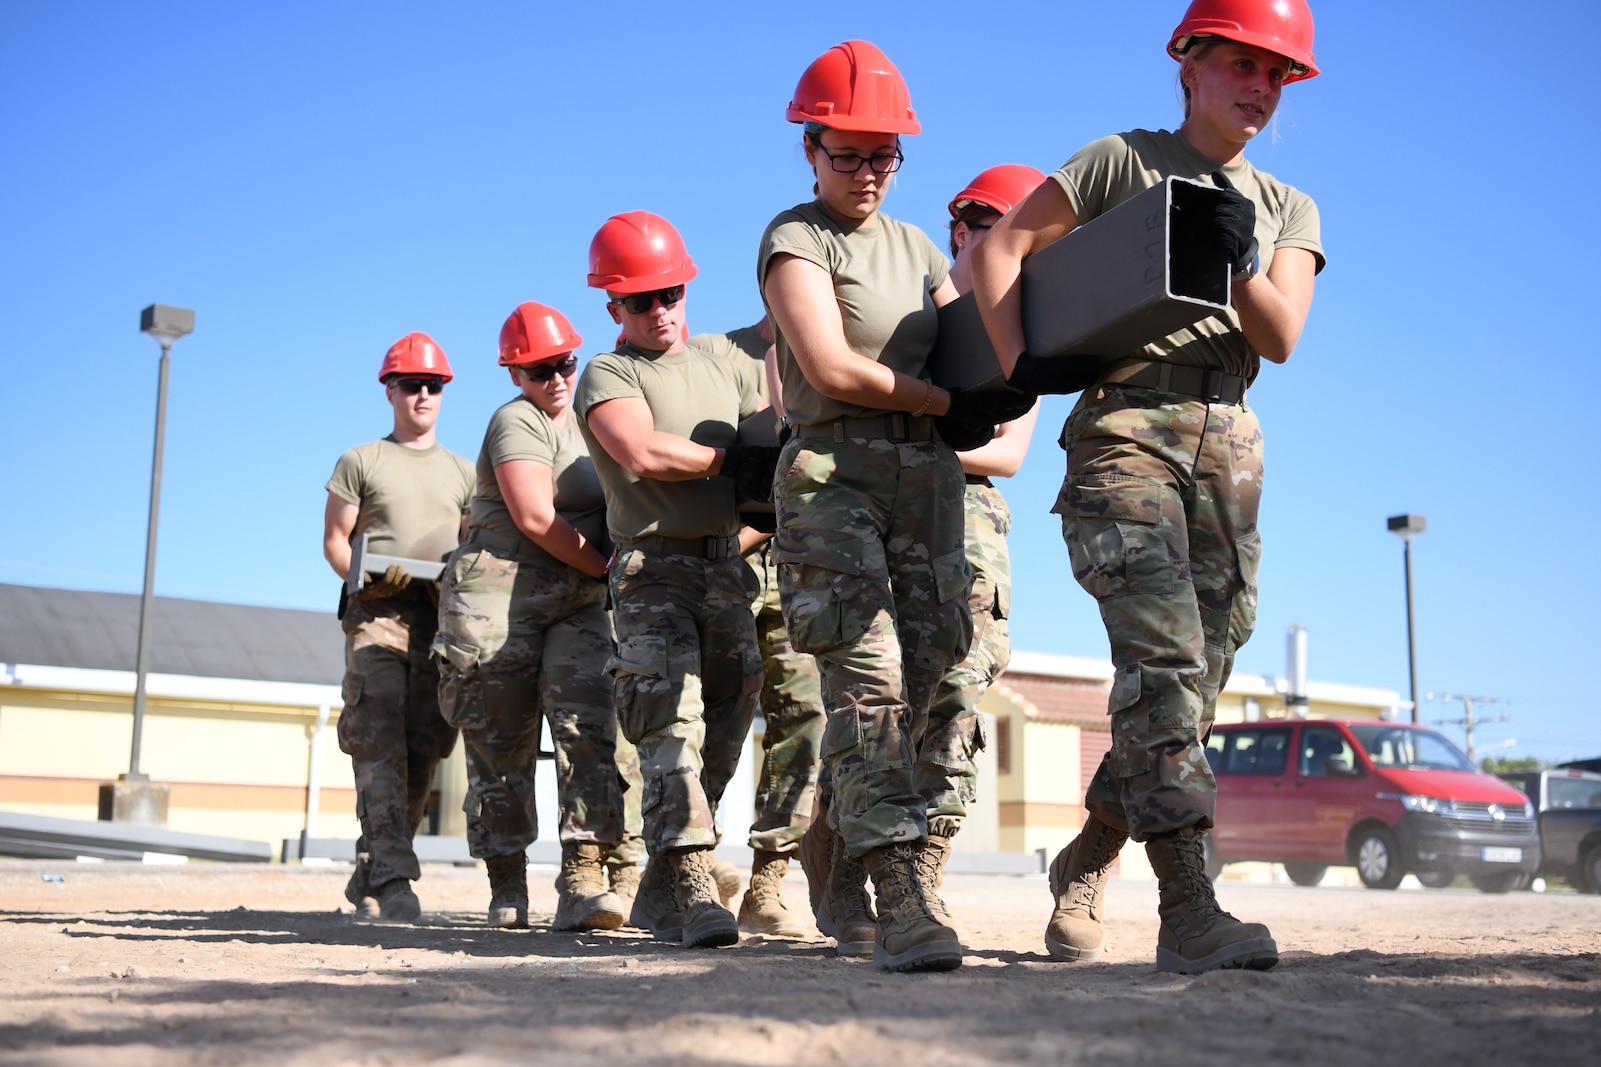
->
[121, 304, 193, 815]
[1387, 514, 1426, 723]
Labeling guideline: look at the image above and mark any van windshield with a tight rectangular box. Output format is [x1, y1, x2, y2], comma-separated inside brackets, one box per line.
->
[1348, 725, 1476, 772]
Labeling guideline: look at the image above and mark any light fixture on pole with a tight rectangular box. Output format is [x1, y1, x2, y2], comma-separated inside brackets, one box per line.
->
[114, 303, 194, 825]
[1386, 513, 1426, 724]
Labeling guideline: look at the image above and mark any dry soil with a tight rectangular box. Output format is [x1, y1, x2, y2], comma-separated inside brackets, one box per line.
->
[1, 860, 1597, 1066]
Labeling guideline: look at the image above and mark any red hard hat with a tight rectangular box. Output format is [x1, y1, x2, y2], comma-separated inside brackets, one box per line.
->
[499, 302, 582, 366]
[586, 211, 698, 294]
[786, 40, 920, 135]
[379, 332, 453, 383]
[1168, 0, 1319, 82]
[948, 164, 1048, 219]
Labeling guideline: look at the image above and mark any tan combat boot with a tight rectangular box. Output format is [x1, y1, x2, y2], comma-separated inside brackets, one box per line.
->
[709, 856, 742, 909]
[485, 853, 528, 929]
[1044, 814, 1128, 961]
[817, 829, 876, 957]
[552, 842, 626, 931]
[797, 815, 833, 921]
[914, 834, 970, 949]
[346, 851, 380, 919]
[1146, 827, 1278, 974]
[374, 879, 422, 923]
[669, 848, 740, 948]
[737, 849, 808, 939]
[609, 859, 641, 916]
[864, 843, 962, 973]
[628, 853, 683, 942]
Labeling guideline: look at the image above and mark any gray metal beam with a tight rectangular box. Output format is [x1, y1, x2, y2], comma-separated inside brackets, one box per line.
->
[927, 176, 1234, 394]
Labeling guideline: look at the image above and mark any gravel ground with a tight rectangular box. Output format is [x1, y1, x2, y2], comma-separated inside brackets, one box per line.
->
[1, 860, 1597, 1066]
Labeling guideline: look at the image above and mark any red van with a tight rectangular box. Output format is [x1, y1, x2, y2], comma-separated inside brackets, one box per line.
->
[1204, 719, 1540, 892]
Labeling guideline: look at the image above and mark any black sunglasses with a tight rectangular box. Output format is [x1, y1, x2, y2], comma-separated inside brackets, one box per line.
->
[521, 355, 578, 382]
[612, 285, 685, 316]
[393, 377, 444, 396]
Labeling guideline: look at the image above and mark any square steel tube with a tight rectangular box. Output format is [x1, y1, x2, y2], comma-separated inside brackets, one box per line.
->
[926, 176, 1234, 394]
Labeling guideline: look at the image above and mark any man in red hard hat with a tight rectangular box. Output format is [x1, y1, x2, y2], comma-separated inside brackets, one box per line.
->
[575, 211, 776, 950]
[323, 332, 476, 922]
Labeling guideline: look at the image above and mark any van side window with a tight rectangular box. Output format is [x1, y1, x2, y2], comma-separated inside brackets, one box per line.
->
[1225, 729, 1291, 775]
[1205, 732, 1226, 773]
[1548, 777, 1601, 810]
[1298, 726, 1358, 778]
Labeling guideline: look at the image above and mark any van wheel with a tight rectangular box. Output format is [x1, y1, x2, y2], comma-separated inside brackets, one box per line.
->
[1415, 869, 1454, 889]
[1354, 827, 1404, 890]
[1470, 871, 1525, 894]
[1201, 833, 1223, 882]
[1283, 862, 1328, 887]
[1580, 845, 1601, 894]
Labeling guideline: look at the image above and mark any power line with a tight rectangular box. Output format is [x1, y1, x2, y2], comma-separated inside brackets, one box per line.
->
[1427, 692, 1510, 762]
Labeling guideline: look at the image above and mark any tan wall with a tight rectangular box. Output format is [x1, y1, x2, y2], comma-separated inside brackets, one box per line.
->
[0, 689, 360, 847]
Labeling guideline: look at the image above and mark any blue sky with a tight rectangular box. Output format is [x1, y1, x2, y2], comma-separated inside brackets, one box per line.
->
[3, 1, 1597, 764]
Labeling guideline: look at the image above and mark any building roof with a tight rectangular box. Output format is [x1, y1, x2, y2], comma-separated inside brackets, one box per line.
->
[0, 583, 342, 686]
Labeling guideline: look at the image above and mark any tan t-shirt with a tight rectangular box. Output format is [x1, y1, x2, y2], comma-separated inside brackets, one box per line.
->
[326, 437, 475, 563]
[691, 324, 769, 405]
[574, 341, 761, 542]
[1052, 128, 1324, 379]
[468, 397, 607, 555]
[757, 201, 950, 426]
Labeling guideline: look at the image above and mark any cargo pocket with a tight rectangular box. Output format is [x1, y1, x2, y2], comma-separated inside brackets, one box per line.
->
[819, 708, 863, 761]
[775, 530, 888, 655]
[911, 547, 976, 673]
[1055, 475, 1173, 600]
[993, 570, 1012, 620]
[436, 671, 486, 730]
[1108, 664, 1150, 779]
[606, 633, 669, 744]
[340, 673, 364, 711]
[1228, 531, 1262, 650]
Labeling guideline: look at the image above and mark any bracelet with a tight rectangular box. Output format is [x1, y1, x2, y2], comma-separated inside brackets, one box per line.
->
[910, 379, 934, 418]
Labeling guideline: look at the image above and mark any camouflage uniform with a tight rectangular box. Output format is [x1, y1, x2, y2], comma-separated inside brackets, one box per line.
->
[338, 588, 459, 890]
[606, 544, 762, 853]
[1055, 384, 1262, 841]
[774, 422, 973, 858]
[610, 730, 646, 869]
[431, 533, 626, 858]
[744, 540, 825, 854]
[917, 479, 1012, 835]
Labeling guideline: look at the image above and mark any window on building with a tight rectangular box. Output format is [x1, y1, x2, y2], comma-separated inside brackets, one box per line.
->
[996, 716, 1012, 775]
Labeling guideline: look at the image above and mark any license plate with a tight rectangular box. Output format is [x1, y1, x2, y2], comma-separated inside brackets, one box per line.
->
[1482, 847, 1522, 863]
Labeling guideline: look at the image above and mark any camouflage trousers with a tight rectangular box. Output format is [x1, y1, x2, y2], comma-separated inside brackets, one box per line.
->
[607, 545, 761, 854]
[919, 480, 1013, 837]
[431, 541, 626, 859]
[1054, 383, 1263, 841]
[775, 428, 973, 859]
[610, 731, 646, 868]
[337, 588, 459, 889]
[744, 541, 825, 855]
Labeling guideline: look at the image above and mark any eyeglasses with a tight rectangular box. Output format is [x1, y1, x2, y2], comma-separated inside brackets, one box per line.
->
[520, 355, 578, 382]
[963, 220, 994, 231]
[393, 377, 444, 396]
[812, 142, 904, 175]
[612, 285, 685, 316]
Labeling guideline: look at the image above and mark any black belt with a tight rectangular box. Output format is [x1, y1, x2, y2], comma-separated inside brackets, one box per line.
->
[1098, 360, 1247, 405]
[964, 474, 994, 487]
[618, 534, 741, 561]
[795, 413, 939, 443]
[466, 527, 544, 557]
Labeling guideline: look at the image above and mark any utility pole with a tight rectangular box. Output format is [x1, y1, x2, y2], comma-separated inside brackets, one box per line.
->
[1428, 693, 1510, 763]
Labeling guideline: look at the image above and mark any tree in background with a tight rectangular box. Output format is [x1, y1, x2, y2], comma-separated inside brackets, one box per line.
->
[1480, 755, 1545, 775]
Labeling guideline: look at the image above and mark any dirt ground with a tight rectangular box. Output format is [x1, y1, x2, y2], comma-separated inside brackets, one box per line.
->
[1, 859, 1596, 1066]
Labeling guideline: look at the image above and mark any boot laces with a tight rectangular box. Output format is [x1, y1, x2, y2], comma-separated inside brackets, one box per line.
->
[677, 850, 719, 906]
[874, 845, 929, 913]
[1173, 832, 1227, 926]
[749, 854, 787, 903]
[830, 839, 875, 919]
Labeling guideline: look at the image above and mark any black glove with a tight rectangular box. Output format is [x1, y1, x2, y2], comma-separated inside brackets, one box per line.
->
[721, 445, 782, 503]
[1210, 170, 1259, 277]
[935, 386, 1037, 451]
